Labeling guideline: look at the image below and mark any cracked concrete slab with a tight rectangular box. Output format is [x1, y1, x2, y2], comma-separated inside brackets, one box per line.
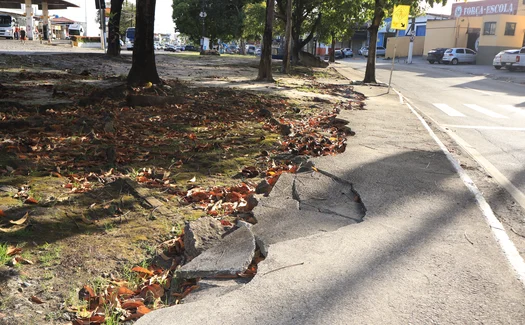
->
[251, 168, 366, 256]
[177, 226, 255, 279]
[252, 208, 358, 257]
[293, 170, 365, 222]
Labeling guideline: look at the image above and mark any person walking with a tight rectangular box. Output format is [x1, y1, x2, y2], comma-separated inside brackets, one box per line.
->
[14, 26, 19, 40]
[20, 28, 26, 44]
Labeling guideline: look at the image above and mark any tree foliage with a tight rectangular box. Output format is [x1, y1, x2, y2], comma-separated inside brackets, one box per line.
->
[242, 2, 265, 41]
[120, 1, 137, 35]
[363, 0, 446, 83]
[172, 0, 249, 43]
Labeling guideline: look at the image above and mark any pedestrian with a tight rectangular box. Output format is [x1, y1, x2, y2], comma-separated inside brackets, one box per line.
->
[20, 28, 26, 44]
[14, 26, 19, 40]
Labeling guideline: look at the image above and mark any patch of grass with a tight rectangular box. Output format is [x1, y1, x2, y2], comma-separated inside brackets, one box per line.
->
[38, 243, 61, 267]
[104, 308, 121, 325]
[90, 276, 108, 295]
[0, 243, 11, 265]
[120, 264, 143, 289]
[8, 227, 34, 239]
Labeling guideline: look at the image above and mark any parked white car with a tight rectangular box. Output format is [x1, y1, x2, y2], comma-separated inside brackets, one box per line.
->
[441, 47, 477, 65]
[493, 49, 520, 69]
[500, 47, 525, 71]
[341, 48, 353, 57]
[362, 46, 386, 57]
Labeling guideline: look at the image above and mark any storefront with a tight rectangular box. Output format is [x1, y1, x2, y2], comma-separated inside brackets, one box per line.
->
[424, 0, 525, 65]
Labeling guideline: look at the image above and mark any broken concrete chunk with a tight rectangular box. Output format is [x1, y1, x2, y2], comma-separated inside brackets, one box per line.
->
[178, 227, 255, 279]
[184, 217, 226, 259]
[255, 179, 271, 195]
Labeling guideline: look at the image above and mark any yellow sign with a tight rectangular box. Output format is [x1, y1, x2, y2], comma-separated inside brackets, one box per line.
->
[391, 5, 410, 30]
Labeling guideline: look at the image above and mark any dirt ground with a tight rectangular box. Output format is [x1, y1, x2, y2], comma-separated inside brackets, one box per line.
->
[0, 51, 365, 324]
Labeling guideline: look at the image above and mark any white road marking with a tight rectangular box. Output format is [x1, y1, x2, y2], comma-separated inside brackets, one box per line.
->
[398, 90, 525, 288]
[499, 105, 525, 114]
[465, 88, 492, 96]
[432, 103, 466, 117]
[464, 104, 508, 118]
[442, 125, 525, 131]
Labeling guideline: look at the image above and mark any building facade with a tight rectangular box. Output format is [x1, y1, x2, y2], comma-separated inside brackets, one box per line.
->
[424, 0, 525, 64]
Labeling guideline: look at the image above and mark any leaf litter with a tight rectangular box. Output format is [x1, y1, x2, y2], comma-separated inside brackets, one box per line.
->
[0, 54, 365, 324]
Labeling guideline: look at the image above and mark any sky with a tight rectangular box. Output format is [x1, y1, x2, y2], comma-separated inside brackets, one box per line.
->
[45, 0, 176, 36]
[425, 1, 454, 16]
[13, 0, 453, 37]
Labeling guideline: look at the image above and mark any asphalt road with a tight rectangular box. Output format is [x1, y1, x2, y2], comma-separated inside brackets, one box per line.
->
[342, 56, 525, 213]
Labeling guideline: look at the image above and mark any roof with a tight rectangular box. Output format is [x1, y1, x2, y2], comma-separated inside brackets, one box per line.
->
[50, 16, 74, 24]
[0, 0, 79, 10]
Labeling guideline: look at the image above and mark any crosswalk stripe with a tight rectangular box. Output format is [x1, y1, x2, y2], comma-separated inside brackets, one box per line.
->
[464, 104, 508, 118]
[499, 105, 525, 114]
[432, 103, 465, 117]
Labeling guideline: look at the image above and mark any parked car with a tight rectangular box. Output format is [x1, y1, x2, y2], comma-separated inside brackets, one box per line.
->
[358, 46, 367, 55]
[441, 47, 477, 65]
[184, 45, 198, 51]
[426, 48, 448, 64]
[246, 45, 256, 55]
[334, 50, 344, 59]
[164, 44, 177, 52]
[500, 47, 525, 71]
[255, 47, 261, 56]
[362, 46, 386, 57]
[493, 49, 520, 69]
[341, 48, 353, 57]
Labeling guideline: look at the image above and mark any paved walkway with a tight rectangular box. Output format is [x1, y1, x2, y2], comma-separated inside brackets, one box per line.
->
[136, 67, 525, 324]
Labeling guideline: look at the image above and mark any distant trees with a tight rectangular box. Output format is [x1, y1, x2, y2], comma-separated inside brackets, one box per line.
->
[362, 0, 445, 83]
[172, 0, 249, 44]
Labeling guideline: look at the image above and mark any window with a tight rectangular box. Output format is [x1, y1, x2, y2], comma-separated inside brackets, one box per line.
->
[466, 49, 476, 54]
[483, 22, 496, 35]
[456, 49, 465, 54]
[505, 22, 516, 36]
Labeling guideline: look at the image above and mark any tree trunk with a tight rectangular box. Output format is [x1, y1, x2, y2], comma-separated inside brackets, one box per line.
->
[240, 38, 246, 55]
[363, 0, 384, 84]
[329, 34, 335, 63]
[127, 0, 160, 85]
[281, 0, 292, 73]
[107, 0, 124, 56]
[292, 32, 300, 65]
[256, 0, 274, 81]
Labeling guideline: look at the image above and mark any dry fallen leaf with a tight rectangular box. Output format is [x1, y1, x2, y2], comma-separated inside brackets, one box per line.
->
[80, 214, 94, 225]
[10, 212, 29, 225]
[7, 246, 22, 256]
[0, 224, 27, 233]
[131, 266, 154, 276]
[0, 210, 5, 217]
[189, 176, 196, 183]
[117, 286, 135, 296]
[30, 295, 44, 304]
[121, 298, 145, 309]
[136, 305, 151, 315]
[15, 256, 34, 265]
[24, 197, 38, 204]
